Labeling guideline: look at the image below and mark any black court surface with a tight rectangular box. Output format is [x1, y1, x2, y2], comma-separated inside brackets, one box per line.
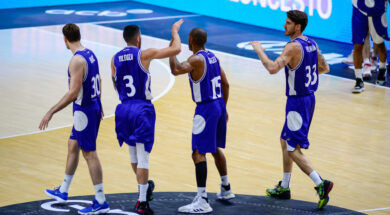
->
[0, 192, 363, 215]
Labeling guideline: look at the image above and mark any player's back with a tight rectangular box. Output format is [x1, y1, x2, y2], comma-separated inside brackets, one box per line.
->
[284, 37, 318, 97]
[189, 50, 223, 103]
[70, 48, 100, 107]
[113, 46, 152, 102]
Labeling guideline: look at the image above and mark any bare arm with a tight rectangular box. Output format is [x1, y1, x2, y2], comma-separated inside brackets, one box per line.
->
[317, 48, 330, 74]
[220, 66, 229, 105]
[169, 54, 202, 76]
[39, 56, 84, 130]
[250, 41, 295, 74]
[111, 56, 117, 91]
[141, 19, 183, 63]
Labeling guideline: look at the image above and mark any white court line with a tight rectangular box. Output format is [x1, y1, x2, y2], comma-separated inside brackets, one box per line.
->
[88, 14, 201, 25]
[358, 206, 390, 212]
[0, 26, 175, 140]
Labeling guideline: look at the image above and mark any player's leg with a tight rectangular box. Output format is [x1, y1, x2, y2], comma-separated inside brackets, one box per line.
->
[212, 102, 234, 200]
[362, 34, 372, 80]
[45, 138, 79, 202]
[369, 13, 388, 85]
[352, 7, 368, 93]
[265, 137, 292, 199]
[288, 147, 333, 209]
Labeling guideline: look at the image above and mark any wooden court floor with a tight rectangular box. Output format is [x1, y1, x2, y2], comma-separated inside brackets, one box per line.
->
[0, 24, 389, 214]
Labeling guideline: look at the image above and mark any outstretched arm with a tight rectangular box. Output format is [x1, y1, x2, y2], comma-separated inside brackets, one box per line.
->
[250, 41, 294, 74]
[142, 19, 183, 61]
[39, 56, 84, 130]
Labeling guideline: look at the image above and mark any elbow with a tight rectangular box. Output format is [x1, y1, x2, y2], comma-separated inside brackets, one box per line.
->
[171, 69, 180, 76]
[269, 69, 279, 75]
[173, 47, 181, 55]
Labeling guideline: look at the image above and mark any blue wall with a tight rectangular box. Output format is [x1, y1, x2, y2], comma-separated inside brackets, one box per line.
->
[132, 0, 354, 44]
[0, 0, 127, 10]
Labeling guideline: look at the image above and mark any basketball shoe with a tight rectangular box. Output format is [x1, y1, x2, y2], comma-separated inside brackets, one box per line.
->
[45, 186, 68, 203]
[266, 181, 291, 199]
[216, 184, 235, 200]
[178, 195, 213, 213]
[78, 198, 110, 214]
[315, 180, 334, 209]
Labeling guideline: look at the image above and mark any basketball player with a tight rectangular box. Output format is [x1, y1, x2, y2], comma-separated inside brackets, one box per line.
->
[39, 23, 109, 214]
[170, 27, 235, 213]
[352, 0, 389, 93]
[111, 19, 183, 214]
[250, 10, 333, 209]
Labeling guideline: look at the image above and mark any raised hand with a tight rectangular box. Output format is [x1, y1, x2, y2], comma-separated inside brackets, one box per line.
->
[172, 19, 184, 34]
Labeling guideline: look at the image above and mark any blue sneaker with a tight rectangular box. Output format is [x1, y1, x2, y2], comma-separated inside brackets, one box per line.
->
[45, 186, 68, 203]
[78, 198, 110, 215]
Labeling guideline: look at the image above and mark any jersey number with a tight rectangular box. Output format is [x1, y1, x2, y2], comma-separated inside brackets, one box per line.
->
[211, 76, 222, 99]
[91, 74, 100, 98]
[124, 75, 136, 97]
[305, 65, 317, 87]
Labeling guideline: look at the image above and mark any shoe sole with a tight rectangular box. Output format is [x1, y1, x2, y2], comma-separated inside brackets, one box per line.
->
[177, 208, 213, 214]
[147, 180, 155, 202]
[318, 181, 334, 209]
[265, 189, 291, 200]
[78, 207, 110, 215]
[45, 190, 67, 203]
[216, 193, 235, 200]
[352, 88, 364, 93]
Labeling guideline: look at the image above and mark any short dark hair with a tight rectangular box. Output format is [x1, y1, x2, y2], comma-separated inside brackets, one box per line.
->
[287, 10, 308, 32]
[123, 25, 140, 43]
[62, 23, 81, 42]
[190, 28, 207, 47]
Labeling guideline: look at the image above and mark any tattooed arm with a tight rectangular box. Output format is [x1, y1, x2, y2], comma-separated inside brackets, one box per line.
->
[250, 41, 295, 74]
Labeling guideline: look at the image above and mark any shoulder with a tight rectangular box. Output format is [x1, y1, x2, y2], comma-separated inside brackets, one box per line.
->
[70, 55, 85, 66]
[188, 54, 204, 67]
[284, 41, 301, 54]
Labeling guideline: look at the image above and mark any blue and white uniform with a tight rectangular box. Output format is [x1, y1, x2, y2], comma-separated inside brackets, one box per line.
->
[352, 0, 388, 44]
[113, 46, 155, 153]
[281, 37, 318, 151]
[69, 48, 102, 152]
[189, 50, 227, 154]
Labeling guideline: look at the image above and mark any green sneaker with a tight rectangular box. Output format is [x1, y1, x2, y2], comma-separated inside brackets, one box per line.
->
[315, 180, 334, 209]
[266, 181, 291, 199]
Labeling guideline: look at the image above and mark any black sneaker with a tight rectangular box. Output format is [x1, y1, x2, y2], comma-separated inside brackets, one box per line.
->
[266, 181, 291, 199]
[376, 68, 387, 86]
[135, 200, 154, 215]
[147, 180, 155, 202]
[352, 78, 364, 93]
[315, 180, 334, 209]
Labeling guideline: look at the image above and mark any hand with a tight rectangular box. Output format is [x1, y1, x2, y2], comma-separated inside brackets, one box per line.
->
[39, 111, 53, 130]
[172, 19, 184, 34]
[250, 41, 264, 52]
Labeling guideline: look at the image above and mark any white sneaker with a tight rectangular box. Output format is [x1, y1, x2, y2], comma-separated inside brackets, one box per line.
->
[342, 52, 354, 65]
[178, 195, 213, 214]
[363, 63, 372, 80]
[216, 184, 235, 200]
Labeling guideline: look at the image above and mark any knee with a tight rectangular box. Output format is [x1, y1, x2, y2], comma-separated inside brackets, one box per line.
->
[82, 150, 97, 160]
[136, 143, 150, 169]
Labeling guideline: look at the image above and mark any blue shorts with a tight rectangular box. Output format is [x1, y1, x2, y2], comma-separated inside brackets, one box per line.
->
[115, 99, 155, 153]
[281, 94, 315, 150]
[352, 7, 389, 44]
[70, 102, 101, 152]
[192, 99, 227, 154]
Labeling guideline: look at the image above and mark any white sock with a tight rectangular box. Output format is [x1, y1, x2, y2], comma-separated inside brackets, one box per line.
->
[281, 172, 291, 188]
[94, 183, 106, 204]
[59, 174, 73, 193]
[221, 175, 229, 186]
[363, 58, 370, 64]
[309, 170, 323, 186]
[379, 62, 386, 69]
[138, 183, 149, 202]
[354, 69, 363, 79]
[197, 187, 207, 198]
